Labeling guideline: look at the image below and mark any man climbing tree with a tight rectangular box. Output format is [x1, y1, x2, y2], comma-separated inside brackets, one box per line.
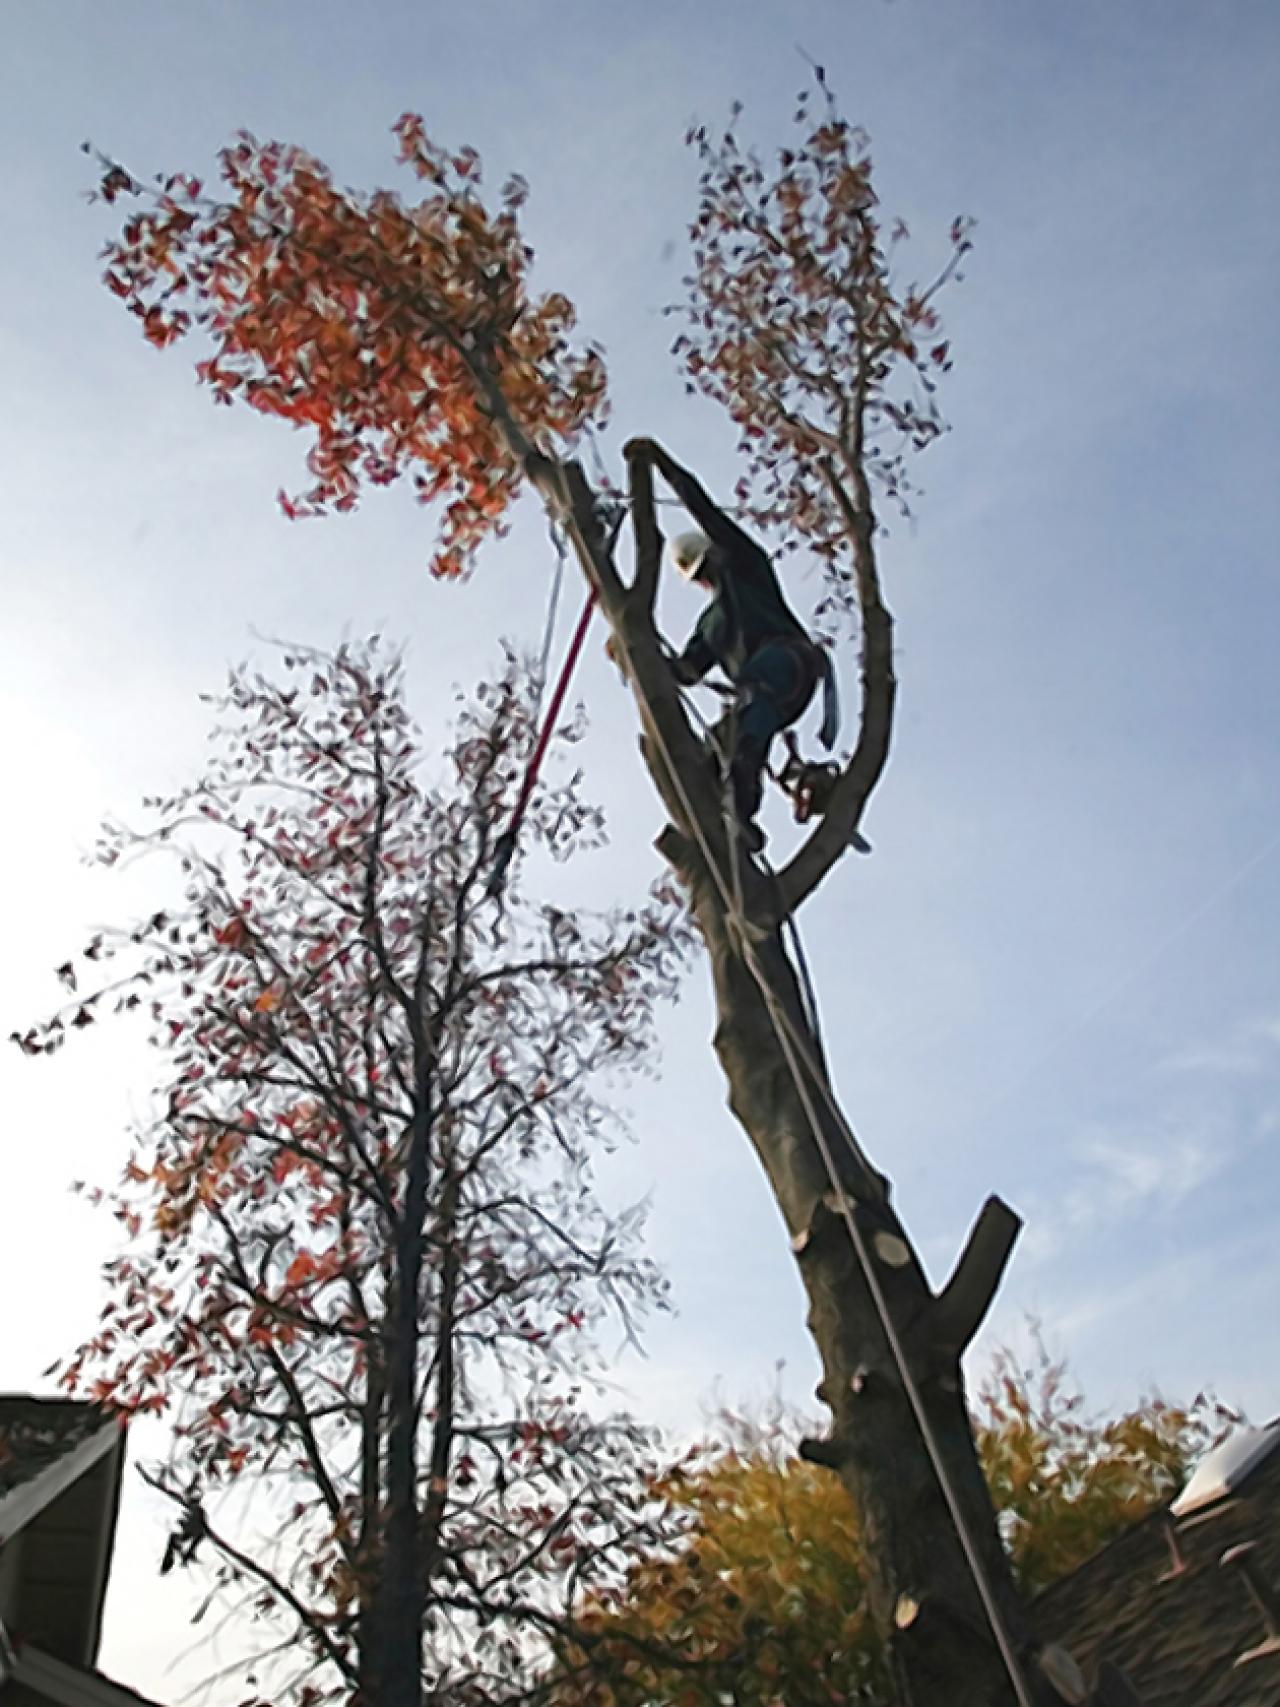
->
[622, 436, 839, 853]
[77, 79, 1107, 1703]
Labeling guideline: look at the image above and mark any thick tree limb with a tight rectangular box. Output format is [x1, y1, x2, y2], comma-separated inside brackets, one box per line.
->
[560, 460, 627, 610]
[461, 344, 627, 609]
[420, 1169, 461, 1582]
[548, 474, 733, 868]
[776, 458, 896, 914]
[933, 1196, 1023, 1359]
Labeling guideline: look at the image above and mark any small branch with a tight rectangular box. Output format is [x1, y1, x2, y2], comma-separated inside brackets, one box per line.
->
[932, 1195, 1022, 1358]
[461, 340, 629, 613]
[208, 986, 398, 1225]
[798, 1434, 845, 1471]
[560, 460, 627, 609]
[362, 724, 420, 1041]
[258, 1342, 348, 1533]
[138, 1467, 357, 1684]
[461, 340, 554, 484]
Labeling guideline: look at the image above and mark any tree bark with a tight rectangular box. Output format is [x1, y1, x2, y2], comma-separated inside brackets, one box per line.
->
[369, 1077, 433, 1707]
[663, 830, 1051, 1706]
[491, 436, 1058, 1705]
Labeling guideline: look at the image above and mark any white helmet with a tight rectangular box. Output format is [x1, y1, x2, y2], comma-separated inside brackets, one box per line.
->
[670, 530, 712, 580]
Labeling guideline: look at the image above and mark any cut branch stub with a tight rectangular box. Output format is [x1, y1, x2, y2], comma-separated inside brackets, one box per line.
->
[1035, 1643, 1088, 1704]
[798, 1433, 845, 1470]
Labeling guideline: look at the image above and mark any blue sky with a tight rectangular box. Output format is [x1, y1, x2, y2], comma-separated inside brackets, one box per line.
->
[3, 1, 1279, 1697]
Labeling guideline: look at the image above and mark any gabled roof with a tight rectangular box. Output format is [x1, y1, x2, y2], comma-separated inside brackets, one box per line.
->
[1036, 1420, 1280, 1704]
[0, 1399, 119, 1547]
[0, 1404, 102, 1499]
[0, 1398, 124, 1670]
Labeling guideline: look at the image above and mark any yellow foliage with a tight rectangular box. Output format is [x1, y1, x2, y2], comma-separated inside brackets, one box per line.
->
[549, 1347, 1237, 1705]
[976, 1340, 1237, 1595]
[551, 1427, 885, 1705]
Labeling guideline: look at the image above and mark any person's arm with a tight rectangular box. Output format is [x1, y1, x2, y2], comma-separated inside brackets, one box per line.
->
[624, 438, 766, 566]
[671, 622, 715, 686]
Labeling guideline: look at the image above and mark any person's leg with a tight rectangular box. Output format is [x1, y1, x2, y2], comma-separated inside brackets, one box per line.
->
[731, 642, 818, 834]
[731, 695, 782, 824]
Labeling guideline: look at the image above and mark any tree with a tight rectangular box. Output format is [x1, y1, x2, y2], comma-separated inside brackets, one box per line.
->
[558, 1433, 881, 1706]
[18, 641, 692, 1707]
[545, 1351, 1237, 1704]
[85, 79, 1058, 1703]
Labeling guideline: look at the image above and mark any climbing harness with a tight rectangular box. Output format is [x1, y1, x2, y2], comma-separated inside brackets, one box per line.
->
[655, 639, 847, 843]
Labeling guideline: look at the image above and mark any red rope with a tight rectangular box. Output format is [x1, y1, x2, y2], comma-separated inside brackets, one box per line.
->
[488, 588, 598, 898]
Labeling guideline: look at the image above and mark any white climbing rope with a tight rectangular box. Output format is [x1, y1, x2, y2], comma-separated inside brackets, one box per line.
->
[637, 669, 1038, 1707]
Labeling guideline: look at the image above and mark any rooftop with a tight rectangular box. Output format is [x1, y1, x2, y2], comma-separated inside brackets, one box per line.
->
[0, 1396, 123, 1672]
[0, 1399, 107, 1505]
[1037, 1420, 1280, 1704]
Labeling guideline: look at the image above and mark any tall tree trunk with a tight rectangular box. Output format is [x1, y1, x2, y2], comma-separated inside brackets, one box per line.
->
[370, 1095, 432, 1707]
[663, 829, 1048, 1707]
[504, 440, 1058, 1705]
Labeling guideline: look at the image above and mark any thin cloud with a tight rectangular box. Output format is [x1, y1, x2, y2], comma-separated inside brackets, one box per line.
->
[1158, 1012, 1280, 1078]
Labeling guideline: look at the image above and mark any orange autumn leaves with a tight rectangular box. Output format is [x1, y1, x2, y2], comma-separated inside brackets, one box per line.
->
[93, 88, 968, 594]
[94, 119, 608, 577]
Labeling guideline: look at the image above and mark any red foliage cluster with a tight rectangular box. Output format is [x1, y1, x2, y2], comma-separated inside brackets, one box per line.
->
[93, 122, 609, 576]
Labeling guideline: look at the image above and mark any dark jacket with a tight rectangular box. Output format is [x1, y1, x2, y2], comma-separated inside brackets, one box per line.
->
[667, 470, 809, 685]
[665, 460, 838, 749]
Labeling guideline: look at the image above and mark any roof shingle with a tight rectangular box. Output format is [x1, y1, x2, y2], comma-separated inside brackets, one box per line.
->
[1036, 1424, 1280, 1704]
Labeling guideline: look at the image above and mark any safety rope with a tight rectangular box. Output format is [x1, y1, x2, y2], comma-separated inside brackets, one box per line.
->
[485, 479, 1032, 1698]
[486, 583, 597, 903]
[677, 678, 830, 1065]
[638, 664, 1037, 1707]
[532, 518, 569, 714]
[780, 900, 827, 1073]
